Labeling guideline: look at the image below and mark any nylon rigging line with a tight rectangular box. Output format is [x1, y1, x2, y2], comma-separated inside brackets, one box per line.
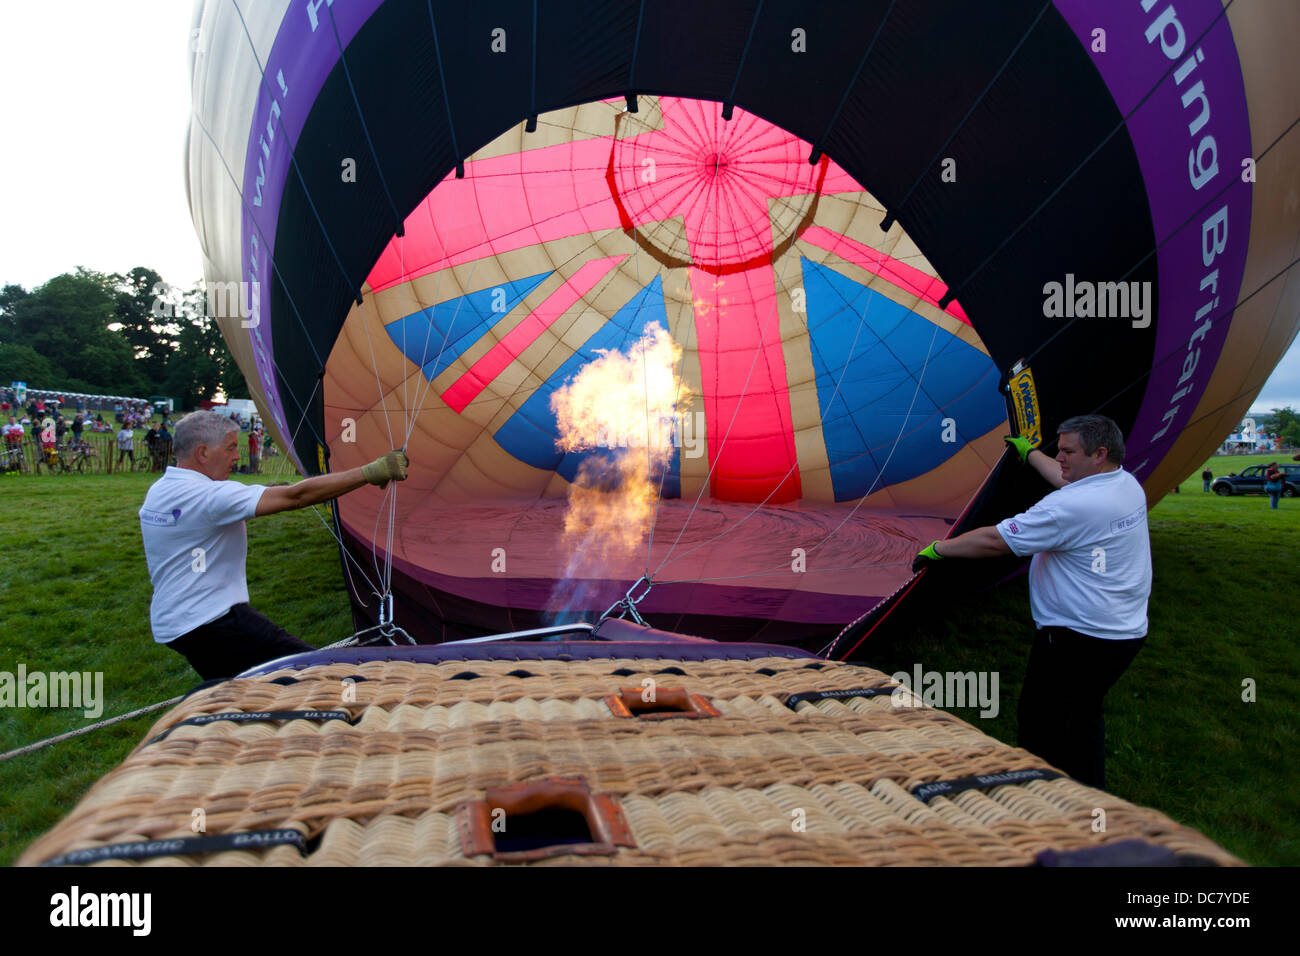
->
[648, 122, 784, 580]
[821, 247, 1300, 662]
[1021, 104, 1300, 372]
[190, 107, 384, 602]
[653, 196, 960, 578]
[657, 320, 943, 586]
[323, 1, 406, 238]
[881, 0, 1051, 229]
[936, 0, 1237, 310]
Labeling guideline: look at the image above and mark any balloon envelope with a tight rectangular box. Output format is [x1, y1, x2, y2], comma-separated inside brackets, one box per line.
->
[187, 0, 1300, 647]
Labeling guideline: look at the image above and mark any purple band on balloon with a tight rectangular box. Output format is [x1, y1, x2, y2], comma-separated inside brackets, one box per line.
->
[1053, 0, 1252, 479]
[240, 0, 387, 464]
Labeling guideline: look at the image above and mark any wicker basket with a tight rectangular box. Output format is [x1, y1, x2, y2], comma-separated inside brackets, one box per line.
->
[19, 652, 1239, 866]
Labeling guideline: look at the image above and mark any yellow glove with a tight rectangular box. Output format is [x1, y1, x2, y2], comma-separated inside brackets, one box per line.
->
[361, 450, 409, 487]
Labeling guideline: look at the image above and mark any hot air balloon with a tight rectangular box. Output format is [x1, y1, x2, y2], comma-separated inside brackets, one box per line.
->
[186, 0, 1300, 655]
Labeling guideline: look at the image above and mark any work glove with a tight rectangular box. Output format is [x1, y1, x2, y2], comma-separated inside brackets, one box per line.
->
[362, 450, 409, 488]
[911, 540, 944, 573]
[1003, 434, 1037, 464]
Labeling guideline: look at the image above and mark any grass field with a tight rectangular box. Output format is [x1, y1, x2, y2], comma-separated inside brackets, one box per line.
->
[0, 452, 1296, 866]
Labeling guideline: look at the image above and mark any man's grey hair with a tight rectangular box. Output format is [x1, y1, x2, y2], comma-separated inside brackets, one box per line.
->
[173, 411, 239, 461]
[1058, 414, 1125, 464]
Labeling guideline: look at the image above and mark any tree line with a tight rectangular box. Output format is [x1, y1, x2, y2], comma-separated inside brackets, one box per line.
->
[0, 267, 248, 409]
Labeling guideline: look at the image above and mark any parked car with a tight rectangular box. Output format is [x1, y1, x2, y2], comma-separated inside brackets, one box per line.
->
[1211, 464, 1300, 497]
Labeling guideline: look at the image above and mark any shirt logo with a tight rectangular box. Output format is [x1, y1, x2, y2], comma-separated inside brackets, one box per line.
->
[1110, 506, 1145, 534]
[140, 508, 182, 526]
[1007, 521, 1020, 534]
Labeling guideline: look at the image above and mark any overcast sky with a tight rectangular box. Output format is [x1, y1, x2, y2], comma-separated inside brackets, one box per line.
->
[0, 0, 1296, 414]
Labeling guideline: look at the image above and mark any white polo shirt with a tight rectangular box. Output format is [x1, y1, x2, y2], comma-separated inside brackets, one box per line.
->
[139, 466, 267, 642]
[995, 468, 1151, 640]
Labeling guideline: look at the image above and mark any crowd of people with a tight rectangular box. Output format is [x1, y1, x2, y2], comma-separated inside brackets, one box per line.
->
[0, 390, 267, 476]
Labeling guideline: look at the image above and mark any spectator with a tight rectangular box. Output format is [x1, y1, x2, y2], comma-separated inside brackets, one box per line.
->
[1264, 462, 1284, 510]
[72, 414, 84, 442]
[247, 427, 261, 474]
[116, 423, 136, 469]
[1202, 468, 1212, 492]
[3, 416, 23, 453]
[145, 424, 161, 471]
[55, 416, 68, 444]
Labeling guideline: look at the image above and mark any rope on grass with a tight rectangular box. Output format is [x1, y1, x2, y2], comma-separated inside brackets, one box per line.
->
[0, 695, 183, 762]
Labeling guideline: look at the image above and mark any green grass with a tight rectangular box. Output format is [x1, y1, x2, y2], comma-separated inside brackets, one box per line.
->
[0, 453, 1296, 865]
[0, 466, 349, 866]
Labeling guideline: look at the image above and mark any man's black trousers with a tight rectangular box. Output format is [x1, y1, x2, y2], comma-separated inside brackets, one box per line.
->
[165, 603, 316, 680]
[1018, 625, 1146, 790]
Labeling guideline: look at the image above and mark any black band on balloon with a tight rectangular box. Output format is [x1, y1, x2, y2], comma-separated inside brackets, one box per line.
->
[911, 768, 1063, 804]
[40, 829, 307, 867]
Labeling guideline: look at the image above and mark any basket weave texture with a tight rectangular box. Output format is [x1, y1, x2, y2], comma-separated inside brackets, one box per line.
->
[19, 655, 1240, 866]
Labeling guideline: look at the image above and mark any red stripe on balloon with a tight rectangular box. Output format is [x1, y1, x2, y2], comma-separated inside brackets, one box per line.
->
[440, 254, 627, 414]
[691, 265, 801, 503]
[800, 226, 969, 324]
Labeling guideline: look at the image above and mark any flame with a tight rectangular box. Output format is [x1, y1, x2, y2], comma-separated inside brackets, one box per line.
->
[547, 322, 687, 620]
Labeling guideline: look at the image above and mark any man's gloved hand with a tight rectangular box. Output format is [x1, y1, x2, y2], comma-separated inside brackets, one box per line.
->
[361, 450, 409, 488]
[1004, 434, 1037, 464]
[911, 540, 944, 573]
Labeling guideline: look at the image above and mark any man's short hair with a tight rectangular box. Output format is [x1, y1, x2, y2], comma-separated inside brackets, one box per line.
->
[1058, 414, 1125, 464]
[173, 411, 238, 461]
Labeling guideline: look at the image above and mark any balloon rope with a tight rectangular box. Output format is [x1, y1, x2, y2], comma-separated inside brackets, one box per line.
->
[652, 104, 786, 577]
[353, 294, 397, 451]
[323, 0, 416, 487]
[268, 374, 321, 483]
[809, 0, 896, 162]
[226, 0, 363, 321]
[939, 0, 1236, 308]
[188, 110, 330, 451]
[886, 0, 1050, 222]
[323, 3, 407, 237]
[811, 248, 1300, 665]
[1022, 104, 1300, 372]
[652, 246, 880, 576]
[658, 318, 942, 580]
[724, 0, 767, 114]
[190, 107, 382, 599]
[425, 0, 463, 164]
[400, 254, 482, 444]
[1092, 249, 1300, 464]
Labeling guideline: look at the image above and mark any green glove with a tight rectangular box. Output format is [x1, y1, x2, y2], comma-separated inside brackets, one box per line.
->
[1004, 434, 1036, 464]
[362, 450, 409, 488]
[911, 541, 944, 573]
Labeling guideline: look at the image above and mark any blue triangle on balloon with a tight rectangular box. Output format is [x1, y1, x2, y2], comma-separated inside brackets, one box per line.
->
[494, 276, 681, 498]
[385, 272, 551, 381]
[801, 258, 1005, 501]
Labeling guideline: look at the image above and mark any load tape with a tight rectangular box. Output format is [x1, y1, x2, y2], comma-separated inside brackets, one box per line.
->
[147, 709, 353, 744]
[911, 768, 1063, 804]
[41, 828, 307, 867]
[784, 687, 897, 710]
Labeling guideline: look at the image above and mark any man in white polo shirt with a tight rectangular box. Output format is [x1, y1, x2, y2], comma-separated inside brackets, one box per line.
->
[911, 414, 1151, 789]
[140, 410, 409, 680]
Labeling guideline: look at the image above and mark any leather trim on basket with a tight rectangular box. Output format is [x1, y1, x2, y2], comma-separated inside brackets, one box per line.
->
[604, 686, 721, 719]
[457, 777, 637, 862]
